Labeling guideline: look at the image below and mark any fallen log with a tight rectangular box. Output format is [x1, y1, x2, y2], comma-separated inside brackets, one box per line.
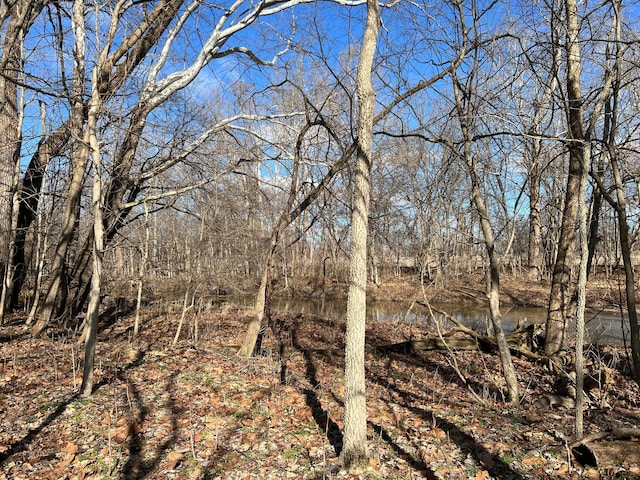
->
[375, 337, 480, 354]
[415, 301, 535, 349]
[570, 429, 640, 468]
[374, 328, 532, 354]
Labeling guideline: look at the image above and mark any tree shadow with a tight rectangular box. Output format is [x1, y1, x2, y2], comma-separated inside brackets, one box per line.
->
[0, 391, 81, 465]
[368, 370, 525, 480]
[0, 345, 181, 479]
[291, 326, 344, 456]
[371, 345, 505, 402]
[97, 298, 138, 333]
[0, 348, 146, 466]
[119, 372, 179, 480]
[0, 321, 30, 343]
[369, 422, 438, 479]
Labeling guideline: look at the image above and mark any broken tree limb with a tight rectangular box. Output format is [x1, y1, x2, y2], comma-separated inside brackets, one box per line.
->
[375, 337, 480, 354]
[570, 429, 640, 468]
[570, 428, 640, 448]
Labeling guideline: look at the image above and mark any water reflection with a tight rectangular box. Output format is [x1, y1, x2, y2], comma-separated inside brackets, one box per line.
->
[225, 295, 630, 345]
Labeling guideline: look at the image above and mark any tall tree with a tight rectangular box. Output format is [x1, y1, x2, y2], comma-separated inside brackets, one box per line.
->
[444, 4, 519, 401]
[0, 0, 46, 318]
[588, 0, 639, 384]
[342, 0, 379, 470]
[12, 0, 185, 314]
[546, 0, 625, 356]
[79, 0, 108, 396]
[545, 0, 585, 356]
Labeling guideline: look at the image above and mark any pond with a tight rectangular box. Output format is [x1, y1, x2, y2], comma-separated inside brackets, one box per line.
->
[224, 295, 632, 346]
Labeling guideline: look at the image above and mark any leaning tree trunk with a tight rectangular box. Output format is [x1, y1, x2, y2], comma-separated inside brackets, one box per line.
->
[31, 0, 88, 338]
[236, 124, 357, 358]
[606, 150, 640, 383]
[81, 59, 105, 397]
[597, 0, 639, 383]
[236, 234, 277, 358]
[13, 0, 183, 313]
[467, 160, 519, 403]
[450, 63, 519, 402]
[10, 119, 71, 310]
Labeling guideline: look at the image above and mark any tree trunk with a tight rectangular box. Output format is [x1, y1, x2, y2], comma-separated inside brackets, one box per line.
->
[13, 0, 183, 313]
[80, 96, 104, 396]
[134, 202, 150, 338]
[545, 0, 588, 355]
[0, 90, 23, 322]
[31, 0, 91, 337]
[467, 162, 519, 403]
[237, 122, 357, 358]
[527, 158, 544, 281]
[0, 2, 42, 316]
[237, 238, 275, 358]
[342, 0, 379, 471]
[0, 9, 23, 280]
[11, 123, 71, 310]
[610, 153, 640, 383]
[561, 0, 590, 438]
[450, 61, 519, 402]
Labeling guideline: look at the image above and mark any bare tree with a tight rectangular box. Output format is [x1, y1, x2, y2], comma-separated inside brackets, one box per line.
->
[447, 25, 519, 401]
[32, 0, 362, 336]
[342, 0, 379, 470]
[80, 0, 109, 396]
[236, 110, 356, 357]
[0, 0, 46, 319]
[588, 0, 640, 384]
[546, 0, 627, 357]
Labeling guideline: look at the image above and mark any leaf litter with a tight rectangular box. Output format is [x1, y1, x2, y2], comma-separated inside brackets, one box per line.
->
[0, 303, 638, 479]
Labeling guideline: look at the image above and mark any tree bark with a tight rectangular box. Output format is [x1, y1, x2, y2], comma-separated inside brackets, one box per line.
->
[561, 0, 588, 439]
[81, 58, 105, 397]
[464, 139, 519, 403]
[0, 1, 45, 315]
[0, 6, 24, 277]
[545, 0, 588, 356]
[237, 236, 275, 357]
[342, 0, 379, 471]
[603, 0, 639, 385]
[31, 0, 88, 337]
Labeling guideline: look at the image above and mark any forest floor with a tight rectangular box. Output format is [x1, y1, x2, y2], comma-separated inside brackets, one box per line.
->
[1, 275, 639, 479]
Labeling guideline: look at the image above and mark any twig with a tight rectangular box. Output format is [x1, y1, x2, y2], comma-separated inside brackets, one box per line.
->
[420, 286, 467, 385]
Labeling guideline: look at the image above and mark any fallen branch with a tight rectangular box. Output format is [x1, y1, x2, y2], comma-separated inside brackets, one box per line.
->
[570, 428, 640, 468]
[570, 428, 640, 448]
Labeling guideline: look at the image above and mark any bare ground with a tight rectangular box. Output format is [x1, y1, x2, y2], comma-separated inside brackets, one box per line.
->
[1, 297, 639, 480]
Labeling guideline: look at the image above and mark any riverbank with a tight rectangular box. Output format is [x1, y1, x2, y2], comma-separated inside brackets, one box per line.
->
[280, 272, 633, 313]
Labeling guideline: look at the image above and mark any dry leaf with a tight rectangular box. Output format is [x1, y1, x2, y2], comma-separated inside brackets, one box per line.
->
[62, 441, 78, 454]
[166, 451, 184, 470]
[475, 470, 490, 480]
[521, 456, 545, 466]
